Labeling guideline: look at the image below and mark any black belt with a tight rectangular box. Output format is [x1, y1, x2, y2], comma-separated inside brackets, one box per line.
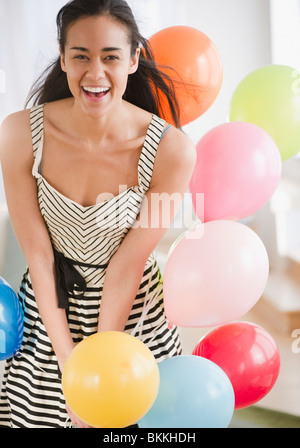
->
[53, 247, 108, 310]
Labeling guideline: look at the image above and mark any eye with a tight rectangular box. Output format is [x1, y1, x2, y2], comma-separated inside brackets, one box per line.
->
[105, 55, 119, 61]
[74, 55, 88, 60]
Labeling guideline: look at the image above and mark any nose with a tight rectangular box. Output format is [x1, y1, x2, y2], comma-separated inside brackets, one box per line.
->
[86, 58, 105, 80]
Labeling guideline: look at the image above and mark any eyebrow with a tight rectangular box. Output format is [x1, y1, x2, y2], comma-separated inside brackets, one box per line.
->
[70, 46, 123, 52]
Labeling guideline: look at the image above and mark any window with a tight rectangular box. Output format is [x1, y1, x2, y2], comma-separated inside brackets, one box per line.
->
[269, 0, 300, 69]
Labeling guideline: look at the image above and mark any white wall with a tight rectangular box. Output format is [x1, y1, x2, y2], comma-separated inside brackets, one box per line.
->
[270, 0, 300, 69]
[269, 0, 300, 182]
[0, 0, 66, 121]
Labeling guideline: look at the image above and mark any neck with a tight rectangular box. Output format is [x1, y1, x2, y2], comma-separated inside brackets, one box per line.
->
[67, 98, 128, 144]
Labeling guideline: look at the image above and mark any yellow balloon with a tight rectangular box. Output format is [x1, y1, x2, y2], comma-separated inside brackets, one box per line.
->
[62, 332, 160, 428]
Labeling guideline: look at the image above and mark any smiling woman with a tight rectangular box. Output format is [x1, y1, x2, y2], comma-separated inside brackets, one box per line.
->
[25, 1, 181, 127]
[57, 14, 141, 117]
[0, 0, 196, 429]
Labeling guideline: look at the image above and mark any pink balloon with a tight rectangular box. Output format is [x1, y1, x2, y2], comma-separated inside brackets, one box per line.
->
[163, 220, 269, 327]
[189, 122, 282, 222]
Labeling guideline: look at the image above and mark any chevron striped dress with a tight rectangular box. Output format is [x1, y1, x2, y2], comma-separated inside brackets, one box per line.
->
[0, 104, 182, 428]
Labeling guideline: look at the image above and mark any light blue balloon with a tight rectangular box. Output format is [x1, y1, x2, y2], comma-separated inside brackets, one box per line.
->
[139, 355, 235, 428]
[0, 277, 24, 361]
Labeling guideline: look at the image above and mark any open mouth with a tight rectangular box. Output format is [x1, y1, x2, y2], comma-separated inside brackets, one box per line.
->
[82, 86, 110, 99]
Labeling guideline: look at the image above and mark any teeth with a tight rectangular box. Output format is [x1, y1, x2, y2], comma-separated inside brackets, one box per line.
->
[83, 86, 110, 93]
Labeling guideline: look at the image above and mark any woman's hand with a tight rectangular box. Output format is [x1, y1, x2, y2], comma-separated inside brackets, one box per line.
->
[59, 352, 92, 428]
[65, 403, 93, 428]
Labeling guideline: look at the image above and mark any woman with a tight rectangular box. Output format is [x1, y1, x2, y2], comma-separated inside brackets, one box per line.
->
[0, 0, 196, 428]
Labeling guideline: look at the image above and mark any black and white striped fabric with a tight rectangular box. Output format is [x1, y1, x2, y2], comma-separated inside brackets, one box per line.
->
[0, 104, 182, 428]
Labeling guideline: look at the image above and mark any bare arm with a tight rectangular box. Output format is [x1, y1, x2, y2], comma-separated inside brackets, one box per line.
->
[98, 127, 196, 332]
[0, 111, 74, 372]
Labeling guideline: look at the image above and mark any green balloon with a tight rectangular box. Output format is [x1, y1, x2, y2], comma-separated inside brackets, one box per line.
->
[229, 65, 300, 161]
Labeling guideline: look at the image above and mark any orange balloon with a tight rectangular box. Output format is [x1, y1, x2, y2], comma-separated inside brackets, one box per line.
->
[149, 26, 223, 126]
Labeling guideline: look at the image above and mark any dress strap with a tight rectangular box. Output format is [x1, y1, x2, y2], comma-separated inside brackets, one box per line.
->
[161, 124, 172, 139]
[30, 104, 44, 178]
[137, 114, 166, 193]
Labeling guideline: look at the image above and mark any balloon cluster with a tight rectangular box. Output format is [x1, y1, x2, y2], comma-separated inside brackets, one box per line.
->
[141, 26, 289, 427]
[61, 27, 293, 428]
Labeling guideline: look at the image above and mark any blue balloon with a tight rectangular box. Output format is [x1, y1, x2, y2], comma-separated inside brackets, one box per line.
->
[139, 355, 235, 428]
[0, 277, 24, 361]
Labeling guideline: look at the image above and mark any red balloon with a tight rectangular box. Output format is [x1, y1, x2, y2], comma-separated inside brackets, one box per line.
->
[149, 26, 223, 126]
[193, 322, 280, 409]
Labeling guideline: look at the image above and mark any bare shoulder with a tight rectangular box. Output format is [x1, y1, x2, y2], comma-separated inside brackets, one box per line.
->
[0, 108, 32, 164]
[149, 124, 196, 191]
[157, 125, 197, 173]
[0, 108, 31, 137]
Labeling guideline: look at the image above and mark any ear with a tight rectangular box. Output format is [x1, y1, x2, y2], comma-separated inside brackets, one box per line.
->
[128, 47, 140, 75]
[59, 47, 67, 73]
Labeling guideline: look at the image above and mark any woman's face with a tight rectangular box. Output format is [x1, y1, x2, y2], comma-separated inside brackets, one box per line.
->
[60, 15, 140, 117]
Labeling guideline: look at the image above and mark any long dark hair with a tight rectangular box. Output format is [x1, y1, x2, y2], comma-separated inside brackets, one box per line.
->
[25, 0, 182, 128]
